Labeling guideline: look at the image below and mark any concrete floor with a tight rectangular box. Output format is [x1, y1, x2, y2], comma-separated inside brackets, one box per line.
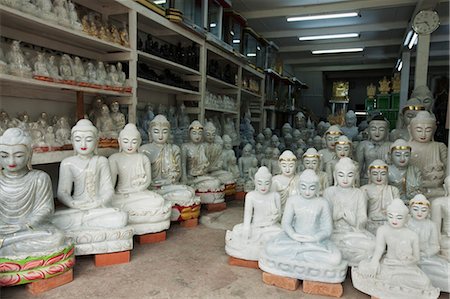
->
[2, 200, 448, 299]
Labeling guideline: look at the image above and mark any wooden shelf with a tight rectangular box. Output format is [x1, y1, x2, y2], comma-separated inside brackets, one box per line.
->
[241, 88, 262, 98]
[205, 107, 238, 114]
[32, 148, 117, 165]
[137, 51, 201, 76]
[207, 75, 238, 90]
[137, 77, 200, 95]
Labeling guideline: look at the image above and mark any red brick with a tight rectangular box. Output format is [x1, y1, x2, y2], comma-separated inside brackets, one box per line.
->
[228, 256, 259, 269]
[180, 218, 198, 228]
[94, 250, 130, 267]
[262, 271, 299, 291]
[204, 202, 226, 212]
[302, 280, 343, 297]
[135, 231, 166, 244]
[26, 269, 73, 295]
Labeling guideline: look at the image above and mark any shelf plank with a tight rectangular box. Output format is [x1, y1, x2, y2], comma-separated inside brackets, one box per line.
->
[241, 88, 262, 98]
[137, 77, 200, 95]
[205, 107, 238, 114]
[32, 148, 117, 165]
[137, 51, 201, 76]
[0, 5, 130, 55]
[207, 75, 238, 90]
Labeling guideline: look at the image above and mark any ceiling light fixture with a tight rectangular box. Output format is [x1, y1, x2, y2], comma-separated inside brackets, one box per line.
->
[246, 53, 256, 57]
[287, 12, 358, 22]
[408, 32, 418, 49]
[153, 0, 166, 4]
[397, 61, 403, 71]
[232, 39, 240, 44]
[312, 47, 364, 54]
[403, 30, 413, 46]
[299, 33, 359, 41]
[210, 23, 217, 28]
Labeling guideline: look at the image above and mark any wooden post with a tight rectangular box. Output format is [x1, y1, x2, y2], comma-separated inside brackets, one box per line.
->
[76, 91, 84, 120]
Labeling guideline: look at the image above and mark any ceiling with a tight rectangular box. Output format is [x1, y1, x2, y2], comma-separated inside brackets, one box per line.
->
[231, 0, 449, 74]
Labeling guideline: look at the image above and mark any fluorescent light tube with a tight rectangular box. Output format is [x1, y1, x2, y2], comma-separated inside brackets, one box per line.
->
[403, 30, 413, 46]
[232, 39, 240, 44]
[312, 48, 364, 54]
[299, 33, 359, 41]
[397, 61, 403, 71]
[287, 12, 358, 22]
[153, 0, 166, 4]
[247, 53, 256, 57]
[210, 23, 217, 28]
[408, 32, 418, 49]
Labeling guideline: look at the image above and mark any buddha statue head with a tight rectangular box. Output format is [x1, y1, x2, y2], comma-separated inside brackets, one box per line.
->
[401, 98, 425, 128]
[292, 129, 301, 140]
[149, 114, 171, 145]
[302, 148, 320, 172]
[188, 120, 203, 144]
[386, 198, 409, 228]
[255, 143, 263, 154]
[295, 148, 304, 160]
[222, 134, 232, 150]
[71, 119, 99, 156]
[298, 169, 319, 199]
[324, 125, 343, 150]
[110, 100, 120, 113]
[271, 135, 279, 147]
[409, 194, 430, 221]
[263, 127, 272, 140]
[411, 85, 434, 112]
[256, 133, 264, 144]
[282, 123, 292, 137]
[313, 135, 322, 150]
[279, 150, 297, 177]
[368, 159, 388, 185]
[254, 166, 272, 194]
[0, 127, 33, 175]
[264, 147, 272, 159]
[368, 115, 389, 142]
[295, 112, 306, 129]
[118, 123, 141, 154]
[345, 110, 357, 128]
[204, 122, 217, 144]
[389, 139, 411, 168]
[272, 148, 280, 160]
[408, 111, 436, 143]
[335, 135, 352, 158]
[334, 157, 356, 188]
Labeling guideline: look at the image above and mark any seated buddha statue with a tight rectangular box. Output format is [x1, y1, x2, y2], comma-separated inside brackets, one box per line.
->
[108, 124, 171, 235]
[352, 199, 440, 299]
[325, 135, 360, 186]
[259, 169, 348, 283]
[271, 150, 298, 212]
[323, 157, 375, 266]
[301, 148, 329, 195]
[0, 128, 74, 286]
[318, 125, 343, 171]
[52, 119, 133, 255]
[181, 121, 224, 204]
[390, 98, 425, 142]
[225, 167, 282, 261]
[408, 111, 447, 199]
[140, 115, 200, 222]
[431, 176, 450, 261]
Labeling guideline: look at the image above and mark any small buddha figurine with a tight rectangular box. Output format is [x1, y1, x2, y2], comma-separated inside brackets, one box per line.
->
[269, 147, 281, 175]
[96, 61, 108, 85]
[302, 148, 329, 195]
[110, 101, 126, 133]
[181, 121, 225, 204]
[108, 124, 171, 235]
[223, 117, 239, 146]
[81, 15, 90, 34]
[352, 199, 440, 299]
[119, 27, 130, 47]
[221, 135, 236, 170]
[318, 125, 342, 170]
[67, 0, 82, 30]
[53, 0, 70, 27]
[325, 135, 360, 186]
[255, 143, 264, 164]
[388, 139, 423, 204]
[341, 110, 359, 141]
[378, 76, 391, 95]
[96, 104, 118, 139]
[225, 167, 282, 261]
[323, 157, 375, 266]
[59, 54, 74, 81]
[72, 56, 87, 82]
[36, 0, 58, 22]
[107, 64, 121, 87]
[140, 115, 200, 222]
[47, 55, 61, 79]
[390, 98, 425, 141]
[110, 25, 121, 44]
[262, 127, 272, 149]
[85, 62, 97, 84]
[98, 23, 111, 42]
[407, 194, 449, 292]
[361, 159, 400, 234]
[259, 169, 348, 283]
[356, 115, 391, 185]
[44, 126, 61, 149]
[260, 147, 272, 173]
[271, 150, 298, 212]
[117, 62, 126, 86]
[52, 119, 133, 255]
[432, 176, 450, 261]
[408, 111, 447, 198]
[7, 40, 32, 78]
[33, 52, 50, 77]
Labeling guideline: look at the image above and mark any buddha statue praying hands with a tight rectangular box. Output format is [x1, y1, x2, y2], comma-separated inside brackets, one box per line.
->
[225, 167, 282, 261]
[52, 119, 133, 255]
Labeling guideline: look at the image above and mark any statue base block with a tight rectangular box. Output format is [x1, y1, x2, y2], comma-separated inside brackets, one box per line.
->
[26, 269, 73, 295]
[234, 191, 246, 201]
[94, 250, 130, 267]
[135, 231, 167, 244]
[371, 297, 380, 299]
[262, 272, 299, 291]
[204, 202, 227, 212]
[228, 256, 259, 269]
[180, 218, 198, 228]
[302, 280, 343, 297]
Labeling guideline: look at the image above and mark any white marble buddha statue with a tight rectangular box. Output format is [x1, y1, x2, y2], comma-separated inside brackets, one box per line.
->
[238, 143, 257, 180]
[96, 104, 118, 139]
[323, 157, 375, 266]
[221, 135, 236, 170]
[260, 147, 272, 173]
[52, 119, 133, 255]
[271, 150, 298, 212]
[140, 115, 200, 222]
[341, 110, 359, 141]
[108, 124, 171, 235]
[407, 194, 449, 293]
[390, 98, 425, 142]
[7, 40, 32, 78]
[361, 159, 400, 234]
[225, 167, 282, 261]
[356, 115, 391, 185]
[318, 125, 342, 171]
[259, 169, 348, 283]
[302, 148, 329, 195]
[325, 135, 360, 186]
[408, 111, 447, 198]
[352, 199, 440, 299]
[110, 101, 126, 133]
[432, 176, 450, 261]
[388, 139, 423, 204]
[269, 147, 281, 175]
[411, 85, 434, 112]
[181, 121, 224, 204]
[262, 127, 272, 149]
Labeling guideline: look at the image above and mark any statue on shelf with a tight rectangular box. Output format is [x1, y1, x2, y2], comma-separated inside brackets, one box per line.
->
[411, 85, 434, 112]
[85, 62, 97, 84]
[351, 199, 440, 299]
[59, 54, 74, 81]
[341, 110, 359, 141]
[109, 101, 126, 133]
[55, 116, 71, 146]
[117, 62, 127, 86]
[140, 115, 201, 222]
[181, 121, 224, 204]
[107, 64, 121, 87]
[361, 159, 400, 235]
[81, 15, 90, 34]
[407, 194, 449, 292]
[325, 135, 359, 186]
[431, 176, 450, 261]
[88, 19, 99, 38]
[259, 169, 348, 283]
[96, 104, 118, 139]
[6, 40, 32, 78]
[33, 52, 50, 77]
[318, 125, 342, 171]
[36, 0, 58, 23]
[378, 76, 390, 95]
[108, 124, 171, 235]
[51, 119, 133, 255]
[323, 157, 375, 266]
[225, 167, 282, 261]
[96, 61, 108, 85]
[388, 139, 423, 204]
[53, 0, 70, 27]
[98, 23, 111, 42]
[408, 111, 447, 198]
[44, 126, 61, 149]
[269, 147, 281, 175]
[72, 56, 87, 82]
[47, 55, 61, 79]
[67, 0, 82, 30]
[271, 150, 298, 212]
[302, 148, 329, 195]
[119, 27, 130, 47]
[390, 98, 425, 142]
[110, 24, 121, 44]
